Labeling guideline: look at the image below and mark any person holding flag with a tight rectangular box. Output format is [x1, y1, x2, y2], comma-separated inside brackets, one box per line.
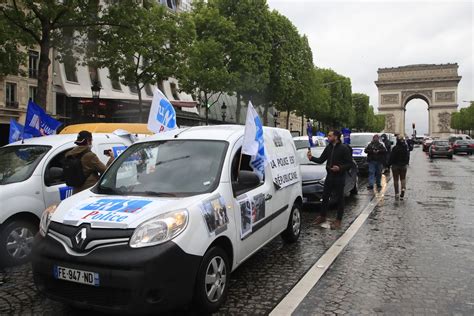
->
[241, 101, 267, 180]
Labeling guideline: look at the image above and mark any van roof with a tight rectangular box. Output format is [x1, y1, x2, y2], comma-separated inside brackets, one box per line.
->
[60, 123, 153, 135]
[136, 125, 289, 143]
[6, 133, 122, 147]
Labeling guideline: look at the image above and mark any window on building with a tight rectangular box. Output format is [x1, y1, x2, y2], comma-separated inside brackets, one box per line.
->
[28, 51, 39, 78]
[63, 55, 78, 82]
[166, 0, 176, 10]
[145, 84, 153, 97]
[5, 82, 18, 108]
[157, 80, 164, 93]
[170, 82, 180, 100]
[89, 66, 101, 86]
[109, 69, 122, 91]
[129, 83, 138, 94]
[29, 86, 37, 102]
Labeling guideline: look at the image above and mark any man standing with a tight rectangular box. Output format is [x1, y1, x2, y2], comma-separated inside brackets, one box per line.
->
[380, 134, 392, 172]
[365, 134, 386, 191]
[64, 131, 114, 194]
[307, 130, 353, 229]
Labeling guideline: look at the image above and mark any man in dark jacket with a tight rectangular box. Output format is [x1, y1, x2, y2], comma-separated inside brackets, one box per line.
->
[307, 130, 353, 229]
[65, 131, 114, 194]
[365, 134, 386, 191]
[381, 134, 391, 171]
[388, 136, 410, 200]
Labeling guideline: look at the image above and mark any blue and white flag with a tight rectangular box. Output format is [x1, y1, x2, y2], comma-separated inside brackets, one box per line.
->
[242, 101, 267, 180]
[24, 99, 62, 137]
[147, 88, 177, 133]
[307, 121, 314, 147]
[9, 119, 33, 143]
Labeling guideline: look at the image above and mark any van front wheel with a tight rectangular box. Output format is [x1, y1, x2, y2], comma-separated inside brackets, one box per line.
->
[194, 247, 230, 313]
[0, 220, 37, 267]
[281, 204, 301, 243]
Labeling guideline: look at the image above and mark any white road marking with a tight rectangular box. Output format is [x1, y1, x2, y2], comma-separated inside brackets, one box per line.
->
[270, 179, 390, 316]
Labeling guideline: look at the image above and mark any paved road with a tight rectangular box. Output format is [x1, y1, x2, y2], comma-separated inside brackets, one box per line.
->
[1, 147, 472, 315]
[295, 149, 474, 315]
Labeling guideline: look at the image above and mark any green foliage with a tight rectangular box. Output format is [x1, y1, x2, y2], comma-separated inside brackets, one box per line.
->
[177, 0, 237, 118]
[96, 1, 194, 121]
[352, 93, 370, 131]
[451, 102, 474, 132]
[0, 16, 27, 77]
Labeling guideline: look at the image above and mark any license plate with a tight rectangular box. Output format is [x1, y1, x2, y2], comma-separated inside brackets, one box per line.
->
[54, 265, 100, 286]
[461, 145, 468, 148]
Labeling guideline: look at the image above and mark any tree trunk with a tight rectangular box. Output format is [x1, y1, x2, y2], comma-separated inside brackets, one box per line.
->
[286, 108, 290, 130]
[37, 29, 51, 109]
[235, 92, 241, 124]
[301, 115, 304, 135]
[137, 83, 143, 123]
[263, 103, 269, 126]
[204, 94, 209, 125]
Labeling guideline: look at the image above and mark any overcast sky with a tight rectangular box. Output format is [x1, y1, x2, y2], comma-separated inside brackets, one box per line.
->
[267, 0, 473, 135]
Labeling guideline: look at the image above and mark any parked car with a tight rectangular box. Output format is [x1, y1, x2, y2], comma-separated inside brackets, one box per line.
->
[422, 137, 434, 152]
[414, 136, 424, 145]
[295, 147, 358, 204]
[429, 140, 453, 159]
[452, 140, 474, 155]
[32, 125, 303, 313]
[448, 134, 472, 146]
[0, 132, 133, 266]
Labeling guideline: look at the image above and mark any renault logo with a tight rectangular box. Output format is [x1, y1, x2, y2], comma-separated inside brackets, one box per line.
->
[75, 228, 87, 248]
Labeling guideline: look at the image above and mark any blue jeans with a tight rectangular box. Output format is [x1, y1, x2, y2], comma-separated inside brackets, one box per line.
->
[368, 161, 382, 187]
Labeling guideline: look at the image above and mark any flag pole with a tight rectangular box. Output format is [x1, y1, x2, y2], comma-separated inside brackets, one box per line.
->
[237, 150, 243, 181]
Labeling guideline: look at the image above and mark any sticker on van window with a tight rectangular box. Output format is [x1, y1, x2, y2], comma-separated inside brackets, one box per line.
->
[239, 193, 266, 239]
[200, 195, 229, 236]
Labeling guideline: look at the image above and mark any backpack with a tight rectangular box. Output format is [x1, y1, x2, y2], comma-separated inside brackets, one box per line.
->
[63, 152, 88, 187]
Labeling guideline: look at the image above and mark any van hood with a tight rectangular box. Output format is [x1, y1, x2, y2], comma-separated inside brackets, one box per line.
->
[50, 190, 207, 229]
[300, 164, 326, 182]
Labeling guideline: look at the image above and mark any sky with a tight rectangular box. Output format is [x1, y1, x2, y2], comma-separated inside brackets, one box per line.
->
[267, 0, 473, 135]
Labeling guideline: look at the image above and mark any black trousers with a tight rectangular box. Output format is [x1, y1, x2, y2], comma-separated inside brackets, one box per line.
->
[320, 173, 346, 220]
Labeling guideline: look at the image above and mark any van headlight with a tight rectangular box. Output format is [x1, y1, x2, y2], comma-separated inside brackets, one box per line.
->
[39, 205, 57, 237]
[129, 209, 188, 248]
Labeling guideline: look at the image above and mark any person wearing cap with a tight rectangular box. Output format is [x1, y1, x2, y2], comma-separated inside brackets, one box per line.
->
[65, 131, 114, 194]
[364, 134, 387, 191]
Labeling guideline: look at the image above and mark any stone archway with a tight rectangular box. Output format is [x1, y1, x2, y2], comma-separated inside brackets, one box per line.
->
[375, 63, 461, 137]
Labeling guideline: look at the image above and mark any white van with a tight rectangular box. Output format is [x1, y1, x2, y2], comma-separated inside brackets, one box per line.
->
[32, 125, 303, 313]
[0, 133, 133, 266]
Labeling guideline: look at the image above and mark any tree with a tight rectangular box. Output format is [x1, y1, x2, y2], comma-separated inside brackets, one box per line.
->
[1, 1, 103, 108]
[0, 15, 27, 77]
[178, 0, 236, 125]
[352, 93, 370, 131]
[213, 0, 272, 124]
[96, 1, 194, 122]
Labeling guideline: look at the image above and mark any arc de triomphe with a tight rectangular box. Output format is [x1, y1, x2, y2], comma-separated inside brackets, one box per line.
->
[375, 63, 461, 137]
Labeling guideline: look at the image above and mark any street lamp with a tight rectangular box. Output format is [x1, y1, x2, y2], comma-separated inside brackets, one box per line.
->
[221, 102, 227, 122]
[91, 80, 101, 121]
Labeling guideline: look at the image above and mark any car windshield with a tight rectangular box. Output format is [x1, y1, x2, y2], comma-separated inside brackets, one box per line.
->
[96, 140, 228, 197]
[0, 145, 51, 185]
[294, 139, 324, 150]
[350, 134, 374, 147]
[455, 140, 469, 145]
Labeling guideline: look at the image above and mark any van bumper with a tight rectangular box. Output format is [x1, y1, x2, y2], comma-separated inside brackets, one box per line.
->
[32, 235, 201, 313]
[302, 182, 324, 203]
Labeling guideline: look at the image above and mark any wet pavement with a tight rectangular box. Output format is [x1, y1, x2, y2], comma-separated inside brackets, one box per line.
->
[294, 149, 474, 315]
[1, 148, 472, 315]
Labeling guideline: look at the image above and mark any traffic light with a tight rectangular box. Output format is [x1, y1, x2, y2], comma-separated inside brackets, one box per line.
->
[412, 123, 415, 129]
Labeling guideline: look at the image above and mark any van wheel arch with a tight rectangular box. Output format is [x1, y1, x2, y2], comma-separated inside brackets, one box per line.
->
[207, 236, 234, 271]
[2, 212, 40, 228]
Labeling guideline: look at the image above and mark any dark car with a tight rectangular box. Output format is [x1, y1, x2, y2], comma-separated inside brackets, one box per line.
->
[452, 140, 474, 155]
[296, 148, 358, 204]
[429, 140, 453, 159]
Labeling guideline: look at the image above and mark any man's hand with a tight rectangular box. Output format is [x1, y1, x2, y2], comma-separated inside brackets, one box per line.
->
[330, 165, 340, 172]
[307, 150, 313, 161]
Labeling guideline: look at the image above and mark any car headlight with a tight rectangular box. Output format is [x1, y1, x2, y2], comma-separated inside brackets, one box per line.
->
[39, 205, 57, 237]
[129, 209, 188, 248]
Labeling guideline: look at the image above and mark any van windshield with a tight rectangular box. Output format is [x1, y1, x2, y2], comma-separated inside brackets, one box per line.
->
[0, 145, 51, 185]
[96, 140, 228, 197]
[350, 134, 374, 148]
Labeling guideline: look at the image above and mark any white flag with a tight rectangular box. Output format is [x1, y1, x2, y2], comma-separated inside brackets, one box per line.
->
[242, 102, 267, 179]
[147, 88, 177, 133]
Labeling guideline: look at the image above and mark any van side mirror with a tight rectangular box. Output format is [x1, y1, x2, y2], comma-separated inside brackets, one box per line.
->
[232, 170, 261, 196]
